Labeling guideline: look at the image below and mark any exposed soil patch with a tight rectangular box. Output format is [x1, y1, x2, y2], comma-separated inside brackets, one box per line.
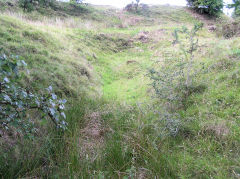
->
[93, 33, 132, 52]
[204, 122, 230, 139]
[126, 60, 137, 65]
[134, 29, 168, 43]
[0, 128, 19, 149]
[117, 11, 144, 28]
[82, 112, 105, 139]
[78, 111, 107, 161]
[135, 31, 150, 43]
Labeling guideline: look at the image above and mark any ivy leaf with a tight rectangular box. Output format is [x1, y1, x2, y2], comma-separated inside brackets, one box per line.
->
[21, 91, 28, 98]
[21, 60, 27, 66]
[52, 93, 57, 100]
[3, 95, 11, 102]
[62, 99, 67, 104]
[49, 108, 55, 116]
[59, 104, 65, 110]
[35, 99, 40, 107]
[3, 77, 9, 83]
[13, 66, 19, 75]
[47, 86, 53, 92]
[2, 54, 6, 60]
[61, 112, 66, 119]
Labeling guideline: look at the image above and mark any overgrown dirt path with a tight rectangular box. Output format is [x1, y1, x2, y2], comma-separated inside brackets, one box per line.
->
[70, 6, 240, 178]
[80, 7, 201, 163]
[74, 7, 240, 177]
[94, 11, 197, 104]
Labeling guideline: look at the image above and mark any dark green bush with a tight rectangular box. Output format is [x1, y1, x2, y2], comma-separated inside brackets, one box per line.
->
[19, 0, 56, 12]
[187, 0, 223, 16]
[19, 0, 34, 12]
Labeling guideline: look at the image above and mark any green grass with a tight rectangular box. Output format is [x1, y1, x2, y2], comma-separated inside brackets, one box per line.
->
[0, 2, 240, 178]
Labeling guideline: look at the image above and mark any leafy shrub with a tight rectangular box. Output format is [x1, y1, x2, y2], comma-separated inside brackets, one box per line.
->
[0, 52, 67, 135]
[187, 0, 224, 16]
[150, 23, 204, 109]
[149, 23, 205, 136]
[19, 0, 56, 12]
[19, 0, 34, 12]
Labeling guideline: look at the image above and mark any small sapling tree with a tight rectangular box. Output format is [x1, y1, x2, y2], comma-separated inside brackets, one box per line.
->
[149, 23, 204, 136]
[150, 23, 203, 108]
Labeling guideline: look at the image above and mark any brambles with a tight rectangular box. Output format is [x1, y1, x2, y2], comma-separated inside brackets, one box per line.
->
[0, 52, 67, 135]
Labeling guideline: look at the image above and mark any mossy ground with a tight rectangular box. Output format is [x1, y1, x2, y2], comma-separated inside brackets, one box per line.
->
[0, 2, 239, 178]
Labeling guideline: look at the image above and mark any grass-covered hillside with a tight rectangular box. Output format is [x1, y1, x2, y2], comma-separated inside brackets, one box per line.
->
[0, 1, 239, 178]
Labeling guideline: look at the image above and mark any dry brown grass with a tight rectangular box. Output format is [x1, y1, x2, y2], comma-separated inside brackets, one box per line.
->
[77, 111, 110, 161]
[2, 10, 99, 30]
[204, 122, 230, 138]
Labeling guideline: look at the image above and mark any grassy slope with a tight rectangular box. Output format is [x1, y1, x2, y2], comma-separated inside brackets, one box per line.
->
[0, 2, 240, 178]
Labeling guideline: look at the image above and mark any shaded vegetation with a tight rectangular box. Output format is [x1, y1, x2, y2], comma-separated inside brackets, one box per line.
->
[187, 0, 224, 16]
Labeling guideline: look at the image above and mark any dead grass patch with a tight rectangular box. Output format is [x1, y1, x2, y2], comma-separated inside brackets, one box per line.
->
[203, 122, 230, 139]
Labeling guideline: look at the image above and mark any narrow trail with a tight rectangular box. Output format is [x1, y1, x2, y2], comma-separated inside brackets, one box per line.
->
[80, 9, 201, 157]
[79, 111, 105, 161]
[76, 7, 236, 177]
[80, 7, 220, 159]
